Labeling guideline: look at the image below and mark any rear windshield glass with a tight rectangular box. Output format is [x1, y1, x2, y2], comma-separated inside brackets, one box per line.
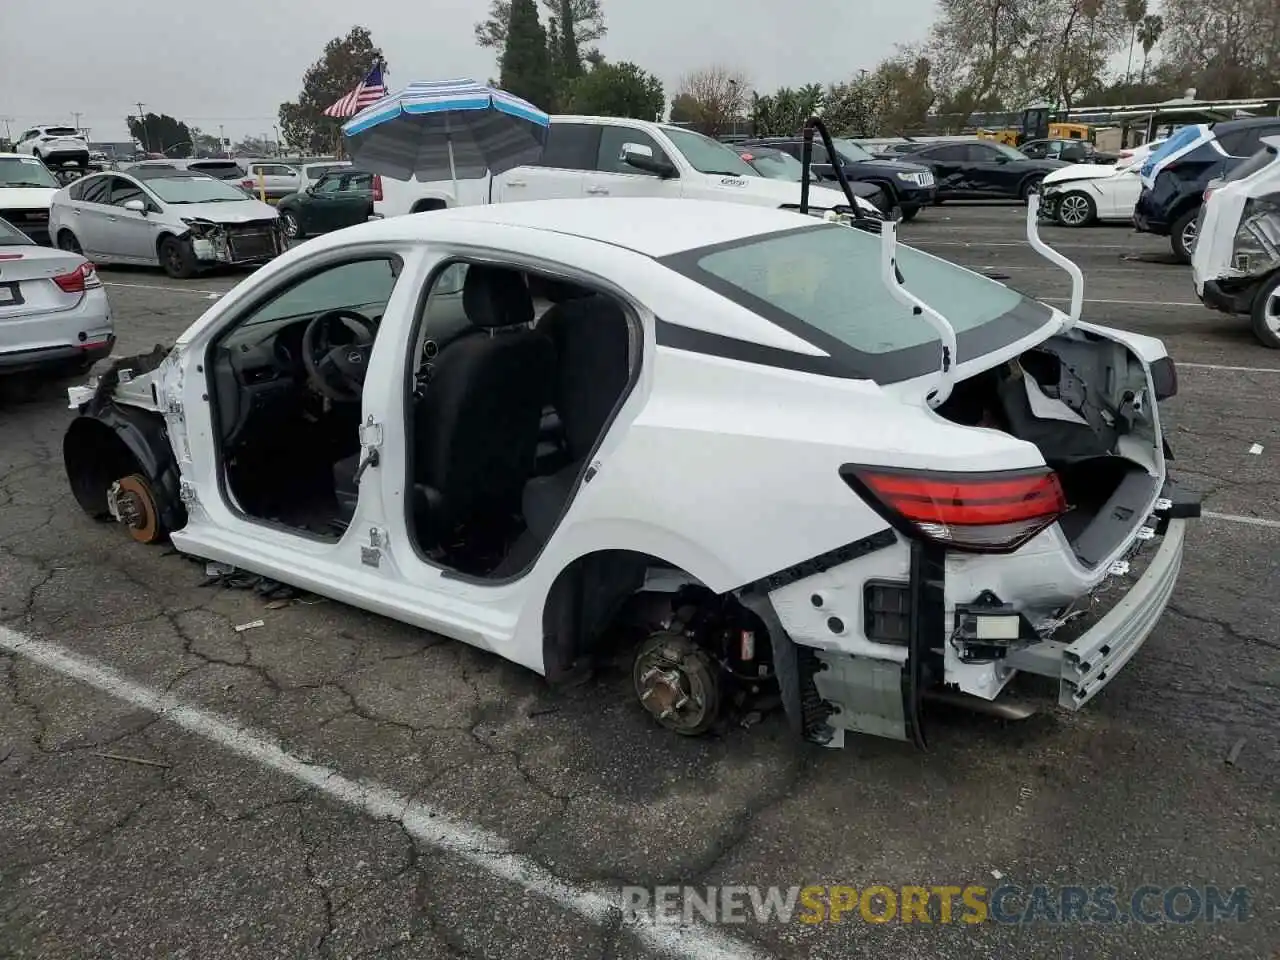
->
[1223, 144, 1278, 183]
[190, 162, 244, 179]
[45, 127, 79, 136]
[305, 163, 348, 180]
[665, 223, 1053, 383]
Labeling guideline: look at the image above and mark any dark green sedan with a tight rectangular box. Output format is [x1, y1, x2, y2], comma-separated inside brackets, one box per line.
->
[276, 169, 379, 240]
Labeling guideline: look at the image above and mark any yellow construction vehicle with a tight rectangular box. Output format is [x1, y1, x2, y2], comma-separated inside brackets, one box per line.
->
[976, 109, 1094, 147]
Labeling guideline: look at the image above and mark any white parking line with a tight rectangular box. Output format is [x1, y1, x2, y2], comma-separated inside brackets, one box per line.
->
[1203, 511, 1280, 530]
[1179, 362, 1280, 373]
[0, 628, 767, 960]
[104, 281, 223, 297]
[1043, 297, 1203, 307]
[910, 239, 1134, 250]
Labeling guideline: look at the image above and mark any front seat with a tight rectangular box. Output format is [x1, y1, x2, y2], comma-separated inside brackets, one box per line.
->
[520, 291, 631, 543]
[410, 266, 555, 544]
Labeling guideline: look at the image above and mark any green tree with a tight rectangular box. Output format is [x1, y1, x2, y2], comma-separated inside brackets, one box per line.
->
[564, 61, 665, 120]
[751, 84, 825, 136]
[669, 93, 700, 124]
[475, 0, 606, 62]
[189, 128, 224, 157]
[125, 113, 192, 156]
[277, 26, 384, 156]
[1123, 0, 1147, 85]
[1137, 13, 1163, 84]
[500, 0, 556, 111]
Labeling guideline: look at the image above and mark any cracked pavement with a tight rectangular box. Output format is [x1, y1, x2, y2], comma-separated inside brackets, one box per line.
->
[1, 206, 1277, 958]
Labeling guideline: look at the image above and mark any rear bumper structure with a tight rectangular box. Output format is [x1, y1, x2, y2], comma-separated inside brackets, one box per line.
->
[0, 337, 114, 375]
[763, 480, 1199, 748]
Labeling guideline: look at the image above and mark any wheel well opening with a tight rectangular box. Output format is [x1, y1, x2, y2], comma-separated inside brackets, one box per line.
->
[63, 418, 143, 518]
[410, 199, 447, 213]
[540, 549, 770, 677]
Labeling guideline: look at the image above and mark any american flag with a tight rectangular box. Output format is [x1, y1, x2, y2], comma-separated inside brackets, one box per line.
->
[323, 64, 388, 119]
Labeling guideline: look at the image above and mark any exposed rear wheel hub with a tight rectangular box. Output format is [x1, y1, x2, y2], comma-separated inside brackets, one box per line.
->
[633, 632, 719, 736]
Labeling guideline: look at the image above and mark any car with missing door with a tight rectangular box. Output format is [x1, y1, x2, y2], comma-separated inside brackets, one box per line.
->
[48, 167, 283, 278]
[0, 215, 113, 376]
[59, 197, 1196, 748]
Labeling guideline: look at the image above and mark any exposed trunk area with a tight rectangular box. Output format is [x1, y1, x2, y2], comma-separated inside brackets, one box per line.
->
[937, 331, 1161, 568]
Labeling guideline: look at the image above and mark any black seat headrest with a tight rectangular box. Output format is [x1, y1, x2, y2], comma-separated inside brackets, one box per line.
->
[536, 277, 595, 303]
[463, 265, 534, 329]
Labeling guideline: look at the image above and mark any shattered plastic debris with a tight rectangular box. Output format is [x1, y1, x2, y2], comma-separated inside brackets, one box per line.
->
[1248, 443, 1263, 455]
[234, 619, 265, 633]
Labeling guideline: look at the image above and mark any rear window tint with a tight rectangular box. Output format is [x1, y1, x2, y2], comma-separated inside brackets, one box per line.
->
[190, 162, 244, 179]
[1224, 144, 1278, 183]
[45, 127, 79, 136]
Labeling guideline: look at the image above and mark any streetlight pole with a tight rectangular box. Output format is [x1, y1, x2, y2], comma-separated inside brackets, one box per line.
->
[135, 102, 149, 153]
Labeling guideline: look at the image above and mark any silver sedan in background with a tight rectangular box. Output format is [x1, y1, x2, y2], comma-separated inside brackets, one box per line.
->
[48, 167, 283, 279]
[0, 216, 113, 377]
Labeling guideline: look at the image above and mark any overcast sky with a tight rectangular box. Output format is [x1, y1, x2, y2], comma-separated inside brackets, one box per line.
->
[1, 0, 936, 143]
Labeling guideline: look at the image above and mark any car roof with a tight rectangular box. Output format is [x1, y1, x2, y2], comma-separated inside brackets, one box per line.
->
[114, 167, 217, 181]
[316, 198, 814, 258]
[1213, 116, 1279, 133]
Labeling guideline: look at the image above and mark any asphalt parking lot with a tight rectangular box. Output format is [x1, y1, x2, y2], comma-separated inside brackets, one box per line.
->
[1, 204, 1277, 959]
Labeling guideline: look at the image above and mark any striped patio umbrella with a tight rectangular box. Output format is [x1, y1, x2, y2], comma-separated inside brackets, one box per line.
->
[340, 79, 550, 193]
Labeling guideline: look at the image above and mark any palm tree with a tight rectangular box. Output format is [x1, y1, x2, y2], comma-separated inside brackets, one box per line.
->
[1123, 0, 1148, 86]
[1137, 13, 1164, 85]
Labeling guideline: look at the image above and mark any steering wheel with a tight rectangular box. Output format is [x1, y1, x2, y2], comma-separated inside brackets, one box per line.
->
[301, 309, 378, 402]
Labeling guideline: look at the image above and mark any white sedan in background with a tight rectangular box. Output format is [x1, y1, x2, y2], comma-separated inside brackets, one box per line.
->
[1039, 139, 1167, 227]
[0, 215, 112, 377]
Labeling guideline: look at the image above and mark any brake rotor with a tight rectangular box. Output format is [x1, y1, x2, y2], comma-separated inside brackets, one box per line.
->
[632, 631, 720, 736]
[111, 474, 162, 544]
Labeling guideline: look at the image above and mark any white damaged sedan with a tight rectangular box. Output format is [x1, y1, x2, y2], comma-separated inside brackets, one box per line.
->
[48, 167, 284, 279]
[59, 196, 1198, 748]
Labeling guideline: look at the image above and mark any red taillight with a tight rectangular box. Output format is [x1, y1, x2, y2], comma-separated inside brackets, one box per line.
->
[843, 466, 1068, 553]
[1203, 187, 1215, 202]
[372, 174, 383, 201]
[52, 262, 100, 293]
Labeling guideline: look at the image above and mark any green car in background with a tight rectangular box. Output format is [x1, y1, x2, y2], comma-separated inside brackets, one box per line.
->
[276, 169, 381, 240]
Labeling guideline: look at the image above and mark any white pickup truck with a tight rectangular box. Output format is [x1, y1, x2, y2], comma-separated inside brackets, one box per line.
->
[375, 115, 879, 220]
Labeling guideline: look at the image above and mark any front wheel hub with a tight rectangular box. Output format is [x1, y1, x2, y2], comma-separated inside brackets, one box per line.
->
[632, 632, 720, 736]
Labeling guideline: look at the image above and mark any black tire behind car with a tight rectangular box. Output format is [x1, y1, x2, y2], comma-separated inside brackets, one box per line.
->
[1019, 176, 1044, 203]
[1170, 208, 1199, 264]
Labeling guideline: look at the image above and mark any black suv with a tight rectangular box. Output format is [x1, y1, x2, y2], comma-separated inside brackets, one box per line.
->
[741, 137, 936, 220]
[1134, 116, 1280, 263]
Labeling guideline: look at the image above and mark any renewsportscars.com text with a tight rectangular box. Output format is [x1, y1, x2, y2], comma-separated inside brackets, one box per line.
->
[620, 884, 1251, 926]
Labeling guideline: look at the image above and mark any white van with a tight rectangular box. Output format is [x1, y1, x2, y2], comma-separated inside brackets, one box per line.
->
[374, 115, 879, 220]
